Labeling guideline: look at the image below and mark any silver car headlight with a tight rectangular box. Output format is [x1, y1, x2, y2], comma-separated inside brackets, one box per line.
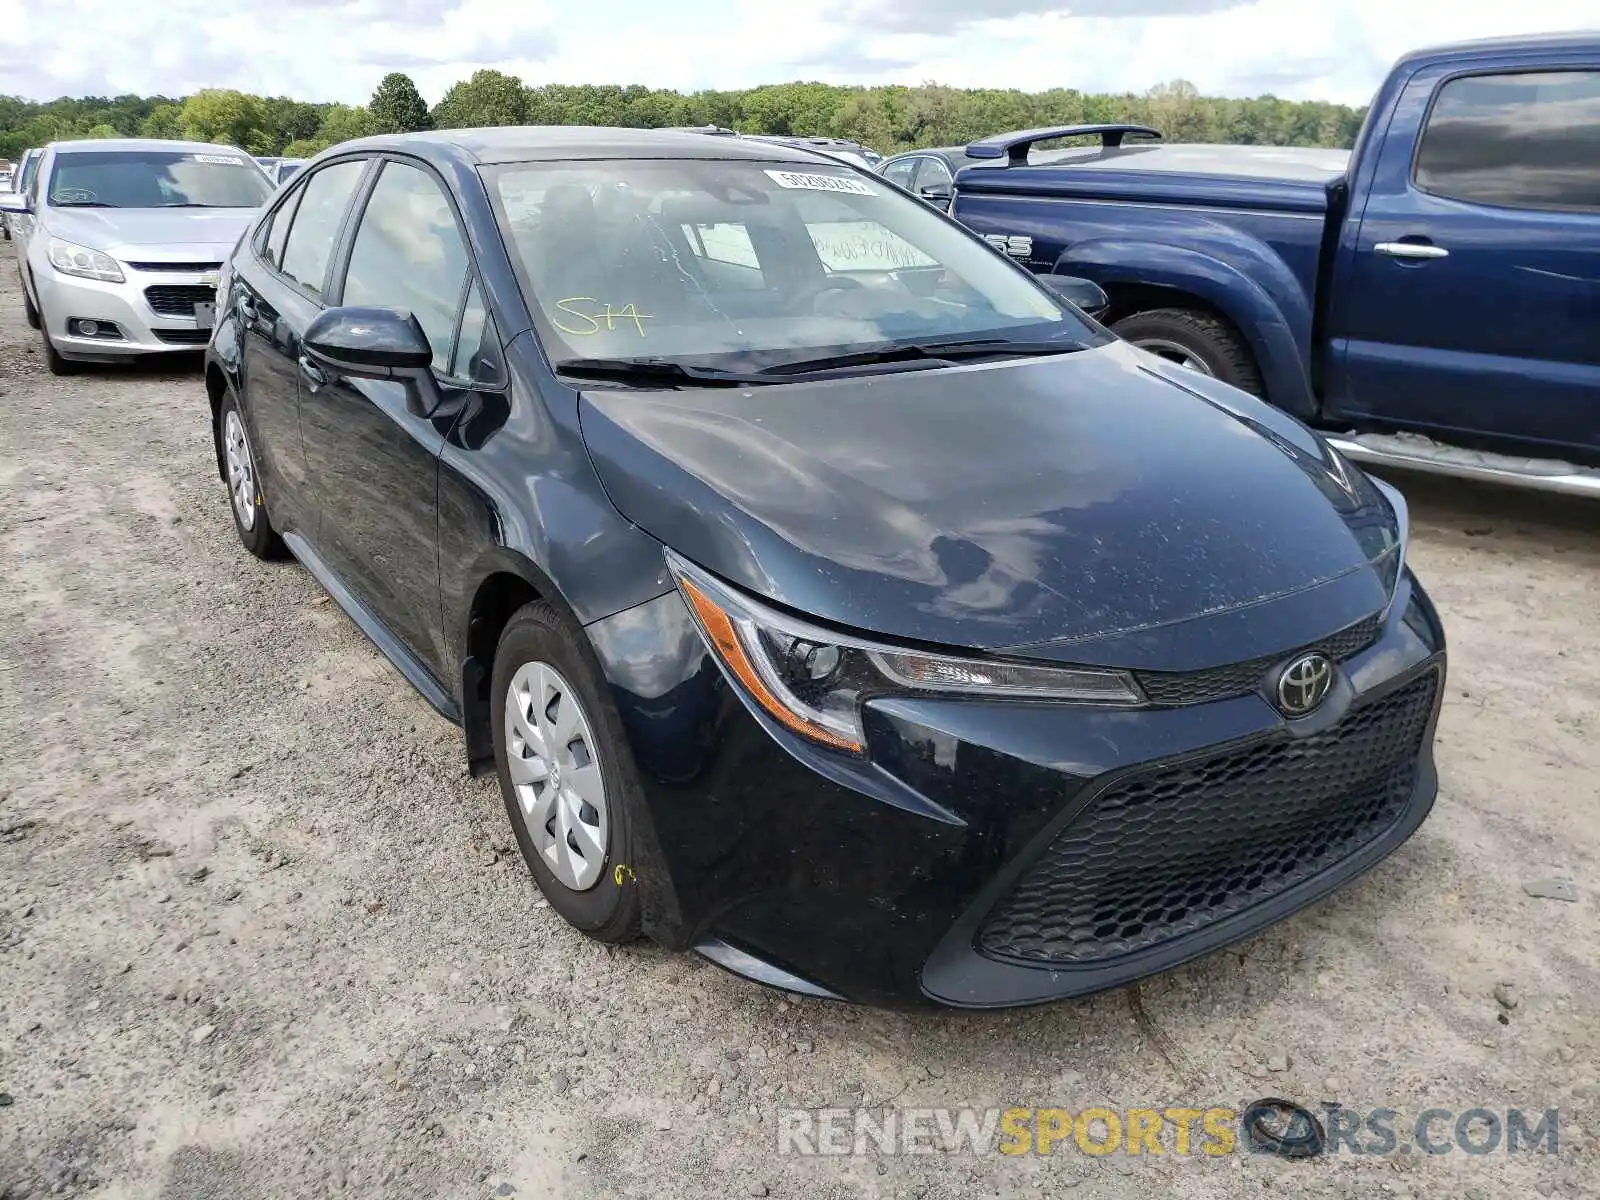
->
[667, 551, 1143, 755]
[47, 236, 124, 283]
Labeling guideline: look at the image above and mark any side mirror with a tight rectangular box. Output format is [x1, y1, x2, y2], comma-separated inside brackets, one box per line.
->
[1041, 275, 1110, 321]
[0, 191, 30, 215]
[302, 306, 441, 415]
[918, 183, 953, 211]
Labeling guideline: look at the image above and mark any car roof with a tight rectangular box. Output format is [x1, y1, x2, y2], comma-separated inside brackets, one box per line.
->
[883, 146, 988, 169]
[47, 137, 251, 157]
[330, 125, 847, 167]
[1397, 30, 1600, 68]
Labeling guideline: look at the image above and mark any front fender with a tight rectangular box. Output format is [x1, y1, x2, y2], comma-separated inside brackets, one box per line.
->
[1059, 238, 1317, 420]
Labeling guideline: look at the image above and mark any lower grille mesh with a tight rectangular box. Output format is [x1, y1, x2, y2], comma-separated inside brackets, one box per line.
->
[978, 670, 1438, 965]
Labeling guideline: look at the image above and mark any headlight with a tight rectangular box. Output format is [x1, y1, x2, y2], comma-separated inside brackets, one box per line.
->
[667, 551, 1143, 755]
[47, 237, 123, 283]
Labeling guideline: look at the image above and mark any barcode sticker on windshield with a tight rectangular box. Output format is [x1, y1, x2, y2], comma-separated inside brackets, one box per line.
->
[192, 154, 245, 165]
[764, 169, 875, 196]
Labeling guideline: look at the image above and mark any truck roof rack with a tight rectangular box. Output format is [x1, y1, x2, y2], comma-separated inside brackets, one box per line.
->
[965, 124, 1162, 166]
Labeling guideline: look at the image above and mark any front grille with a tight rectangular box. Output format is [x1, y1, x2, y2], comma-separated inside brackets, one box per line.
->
[128, 261, 222, 273]
[978, 670, 1438, 965]
[154, 329, 211, 345]
[1135, 613, 1383, 707]
[144, 285, 215, 317]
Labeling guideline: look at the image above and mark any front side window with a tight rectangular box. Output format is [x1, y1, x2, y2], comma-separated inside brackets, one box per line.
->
[919, 158, 955, 190]
[340, 161, 470, 370]
[261, 187, 301, 270]
[488, 159, 1094, 369]
[451, 279, 490, 379]
[881, 158, 917, 188]
[46, 149, 272, 210]
[1415, 70, 1600, 212]
[278, 159, 367, 298]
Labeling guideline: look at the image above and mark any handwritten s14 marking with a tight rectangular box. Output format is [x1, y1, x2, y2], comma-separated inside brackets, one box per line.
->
[553, 297, 654, 338]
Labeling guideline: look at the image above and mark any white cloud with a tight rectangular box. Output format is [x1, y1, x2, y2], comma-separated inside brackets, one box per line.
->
[1, 0, 1593, 106]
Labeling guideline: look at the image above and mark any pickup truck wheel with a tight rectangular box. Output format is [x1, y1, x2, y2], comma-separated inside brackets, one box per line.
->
[1113, 309, 1264, 396]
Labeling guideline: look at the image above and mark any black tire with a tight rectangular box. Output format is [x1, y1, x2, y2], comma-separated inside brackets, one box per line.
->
[216, 390, 287, 560]
[22, 285, 40, 330]
[491, 602, 642, 943]
[1112, 307, 1264, 397]
[40, 324, 76, 375]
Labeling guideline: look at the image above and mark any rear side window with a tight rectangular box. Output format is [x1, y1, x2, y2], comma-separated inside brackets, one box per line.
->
[1415, 70, 1600, 212]
[340, 160, 470, 370]
[279, 159, 367, 298]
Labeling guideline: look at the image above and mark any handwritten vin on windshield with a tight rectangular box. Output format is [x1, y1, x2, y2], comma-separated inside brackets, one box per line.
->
[552, 298, 654, 338]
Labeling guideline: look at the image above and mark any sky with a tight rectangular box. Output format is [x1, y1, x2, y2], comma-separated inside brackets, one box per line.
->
[0, 0, 1593, 107]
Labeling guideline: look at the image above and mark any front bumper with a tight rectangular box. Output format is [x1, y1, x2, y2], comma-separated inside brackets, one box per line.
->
[32, 262, 217, 359]
[586, 570, 1446, 1010]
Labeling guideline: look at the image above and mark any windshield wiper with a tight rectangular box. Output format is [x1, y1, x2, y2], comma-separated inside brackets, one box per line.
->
[158, 202, 234, 208]
[553, 357, 776, 388]
[51, 200, 118, 208]
[757, 337, 1089, 376]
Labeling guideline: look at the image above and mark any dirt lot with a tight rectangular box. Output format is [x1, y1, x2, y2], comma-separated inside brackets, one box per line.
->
[0, 245, 1596, 1200]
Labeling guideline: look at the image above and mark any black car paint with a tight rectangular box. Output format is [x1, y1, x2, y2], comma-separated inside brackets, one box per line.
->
[206, 129, 1444, 1010]
[579, 341, 1400, 669]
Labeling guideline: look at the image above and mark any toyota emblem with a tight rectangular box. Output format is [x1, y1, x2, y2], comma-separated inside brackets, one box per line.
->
[1276, 653, 1334, 716]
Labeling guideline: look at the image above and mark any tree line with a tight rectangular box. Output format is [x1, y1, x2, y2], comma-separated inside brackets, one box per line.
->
[0, 71, 1367, 164]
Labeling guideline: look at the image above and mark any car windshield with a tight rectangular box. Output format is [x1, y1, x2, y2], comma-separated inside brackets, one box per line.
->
[488, 158, 1104, 371]
[46, 150, 272, 209]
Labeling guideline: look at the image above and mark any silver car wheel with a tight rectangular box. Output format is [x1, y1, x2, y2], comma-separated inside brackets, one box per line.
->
[1132, 337, 1216, 376]
[223, 409, 257, 531]
[505, 661, 609, 892]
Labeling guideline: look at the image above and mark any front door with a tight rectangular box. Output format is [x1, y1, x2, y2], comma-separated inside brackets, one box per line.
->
[298, 157, 476, 679]
[1327, 63, 1600, 457]
[236, 157, 372, 534]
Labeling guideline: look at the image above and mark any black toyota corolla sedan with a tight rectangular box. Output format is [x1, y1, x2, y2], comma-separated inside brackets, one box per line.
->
[203, 127, 1446, 1010]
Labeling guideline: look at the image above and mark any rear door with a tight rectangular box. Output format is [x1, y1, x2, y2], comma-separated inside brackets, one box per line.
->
[1327, 62, 1600, 456]
[297, 156, 476, 678]
[231, 157, 372, 532]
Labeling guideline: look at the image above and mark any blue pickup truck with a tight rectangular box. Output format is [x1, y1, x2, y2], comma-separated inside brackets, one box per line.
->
[943, 33, 1600, 496]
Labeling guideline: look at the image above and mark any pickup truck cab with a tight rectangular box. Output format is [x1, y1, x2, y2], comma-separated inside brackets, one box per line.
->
[947, 34, 1600, 496]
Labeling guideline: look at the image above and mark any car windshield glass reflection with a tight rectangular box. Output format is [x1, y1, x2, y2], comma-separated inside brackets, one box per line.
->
[489, 159, 1104, 372]
[47, 150, 272, 209]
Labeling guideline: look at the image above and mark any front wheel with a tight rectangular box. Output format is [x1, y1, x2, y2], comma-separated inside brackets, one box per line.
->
[492, 602, 642, 943]
[39, 324, 77, 375]
[1112, 308, 1264, 397]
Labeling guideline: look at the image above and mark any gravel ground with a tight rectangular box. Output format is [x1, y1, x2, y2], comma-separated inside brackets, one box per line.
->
[1, 244, 1596, 1200]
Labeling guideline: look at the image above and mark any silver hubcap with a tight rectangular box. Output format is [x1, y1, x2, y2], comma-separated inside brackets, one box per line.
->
[223, 410, 257, 530]
[1132, 337, 1216, 376]
[505, 662, 609, 892]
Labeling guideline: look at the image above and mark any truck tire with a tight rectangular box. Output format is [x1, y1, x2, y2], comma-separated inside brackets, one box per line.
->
[1112, 308, 1264, 397]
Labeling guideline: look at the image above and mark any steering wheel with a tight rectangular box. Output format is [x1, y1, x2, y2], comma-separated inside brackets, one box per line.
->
[792, 275, 866, 313]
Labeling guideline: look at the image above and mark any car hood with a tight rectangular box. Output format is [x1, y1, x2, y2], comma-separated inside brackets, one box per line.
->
[42, 206, 257, 261]
[579, 340, 1403, 671]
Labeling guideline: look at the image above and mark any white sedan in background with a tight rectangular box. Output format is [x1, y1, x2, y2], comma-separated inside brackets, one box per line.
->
[1, 138, 272, 374]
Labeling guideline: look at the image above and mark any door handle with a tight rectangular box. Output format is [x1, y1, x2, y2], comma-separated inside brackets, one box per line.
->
[1375, 241, 1449, 260]
[298, 355, 328, 391]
